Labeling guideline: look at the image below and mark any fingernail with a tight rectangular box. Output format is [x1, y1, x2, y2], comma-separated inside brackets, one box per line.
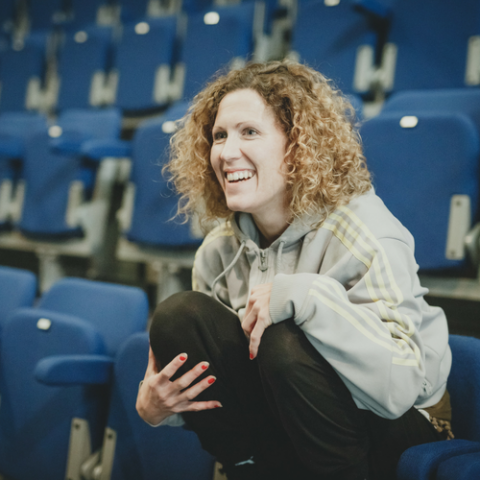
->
[250, 353, 254, 360]
[208, 377, 216, 384]
[215, 403, 223, 408]
[179, 354, 187, 361]
[201, 363, 209, 370]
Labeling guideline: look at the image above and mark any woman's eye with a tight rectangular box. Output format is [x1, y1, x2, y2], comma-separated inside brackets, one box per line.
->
[245, 128, 257, 136]
[213, 131, 226, 140]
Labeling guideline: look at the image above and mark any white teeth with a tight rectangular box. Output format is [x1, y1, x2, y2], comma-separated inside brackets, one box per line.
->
[226, 170, 253, 182]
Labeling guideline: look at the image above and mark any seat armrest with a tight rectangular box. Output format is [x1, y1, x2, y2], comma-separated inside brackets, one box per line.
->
[397, 439, 480, 480]
[35, 354, 114, 386]
[81, 139, 132, 160]
[50, 131, 92, 155]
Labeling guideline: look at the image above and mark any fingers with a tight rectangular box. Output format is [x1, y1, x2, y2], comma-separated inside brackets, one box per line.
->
[249, 319, 266, 360]
[184, 400, 223, 412]
[158, 352, 189, 381]
[242, 308, 256, 337]
[174, 361, 211, 391]
[181, 373, 218, 401]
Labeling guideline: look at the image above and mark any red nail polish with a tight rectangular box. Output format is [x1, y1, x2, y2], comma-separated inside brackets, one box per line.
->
[201, 364, 208, 370]
[208, 377, 216, 384]
[250, 353, 254, 360]
[179, 355, 187, 361]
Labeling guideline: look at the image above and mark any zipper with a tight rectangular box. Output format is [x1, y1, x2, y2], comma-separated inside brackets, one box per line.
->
[258, 249, 268, 272]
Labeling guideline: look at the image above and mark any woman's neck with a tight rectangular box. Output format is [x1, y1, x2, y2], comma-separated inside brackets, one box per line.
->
[252, 211, 289, 248]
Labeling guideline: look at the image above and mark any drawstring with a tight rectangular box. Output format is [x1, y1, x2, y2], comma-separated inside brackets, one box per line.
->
[211, 239, 285, 300]
[276, 241, 285, 273]
[211, 241, 246, 301]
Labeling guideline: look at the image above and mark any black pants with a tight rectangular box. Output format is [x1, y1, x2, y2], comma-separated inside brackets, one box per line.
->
[149, 291, 444, 480]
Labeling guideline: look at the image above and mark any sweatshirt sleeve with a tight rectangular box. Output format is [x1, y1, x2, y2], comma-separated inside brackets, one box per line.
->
[270, 234, 430, 420]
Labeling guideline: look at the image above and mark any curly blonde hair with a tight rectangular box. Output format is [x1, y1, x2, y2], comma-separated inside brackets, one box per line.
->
[166, 61, 371, 229]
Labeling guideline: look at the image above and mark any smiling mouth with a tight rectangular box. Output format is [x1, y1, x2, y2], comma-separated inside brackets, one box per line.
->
[225, 171, 254, 183]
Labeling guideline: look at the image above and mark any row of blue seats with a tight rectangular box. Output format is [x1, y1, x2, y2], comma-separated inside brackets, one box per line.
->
[0, 265, 215, 480]
[1, 0, 479, 114]
[292, 0, 480, 95]
[0, 3, 262, 114]
[0, 0, 241, 32]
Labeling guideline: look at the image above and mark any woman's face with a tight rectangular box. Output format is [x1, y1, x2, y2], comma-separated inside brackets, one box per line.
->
[210, 88, 288, 225]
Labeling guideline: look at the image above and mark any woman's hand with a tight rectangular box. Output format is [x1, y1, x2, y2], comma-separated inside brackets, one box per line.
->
[242, 283, 273, 360]
[136, 347, 222, 426]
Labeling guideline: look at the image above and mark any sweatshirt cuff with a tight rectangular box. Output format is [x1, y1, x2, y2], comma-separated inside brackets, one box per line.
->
[269, 273, 318, 325]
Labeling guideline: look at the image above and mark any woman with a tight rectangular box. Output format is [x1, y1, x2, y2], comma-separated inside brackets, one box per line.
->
[136, 62, 452, 480]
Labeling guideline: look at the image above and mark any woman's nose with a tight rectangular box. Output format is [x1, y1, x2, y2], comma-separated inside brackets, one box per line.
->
[220, 136, 242, 162]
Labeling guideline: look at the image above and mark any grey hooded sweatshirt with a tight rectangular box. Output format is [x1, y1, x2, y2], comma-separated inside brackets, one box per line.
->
[163, 190, 451, 427]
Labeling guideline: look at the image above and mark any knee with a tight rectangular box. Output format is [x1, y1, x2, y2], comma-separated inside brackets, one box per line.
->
[149, 291, 213, 352]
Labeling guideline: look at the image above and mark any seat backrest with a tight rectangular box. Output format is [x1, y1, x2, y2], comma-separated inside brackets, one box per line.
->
[103, 332, 215, 480]
[38, 277, 149, 356]
[385, 0, 480, 91]
[58, 107, 122, 141]
[181, 2, 259, 101]
[448, 334, 480, 442]
[57, 26, 113, 110]
[18, 128, 84, 237]
[18, 108, 121, 237]
[126, 102, 203, 247]
[0, 309, 107, 480]
[382, 89, 480, 135]
[360, 112, 480, 270]
[0, 39, 46, 113]
[0, 266, 36, 330]
[113, 16, 178, 111]
[291, 0, 377, 95]
[0, 111, 47, 140]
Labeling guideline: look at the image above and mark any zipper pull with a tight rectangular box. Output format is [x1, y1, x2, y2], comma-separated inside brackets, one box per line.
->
[259, 250, 268, 272]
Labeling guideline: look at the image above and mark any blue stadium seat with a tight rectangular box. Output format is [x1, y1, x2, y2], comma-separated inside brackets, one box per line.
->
[180, 2, 260, 101]
[0, 265, 36, 330]
[397, 335, 480, 480]
[378, 0, 480, 93]
[0, 309, 108, 480]
[0, 112, 48, 229]
[56, 25, 113, 110]
[360, 112, 480, 271]
[110, 16, 178, 111]
[290, 0, 378, 95]
[92, 332, 216, 480]
[0, 37, 46, 112]
[17, 108, 122, 239]
[120, 103, 201, 248]
[110, 102, 201, 301]
[0, 277, 148, 480]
